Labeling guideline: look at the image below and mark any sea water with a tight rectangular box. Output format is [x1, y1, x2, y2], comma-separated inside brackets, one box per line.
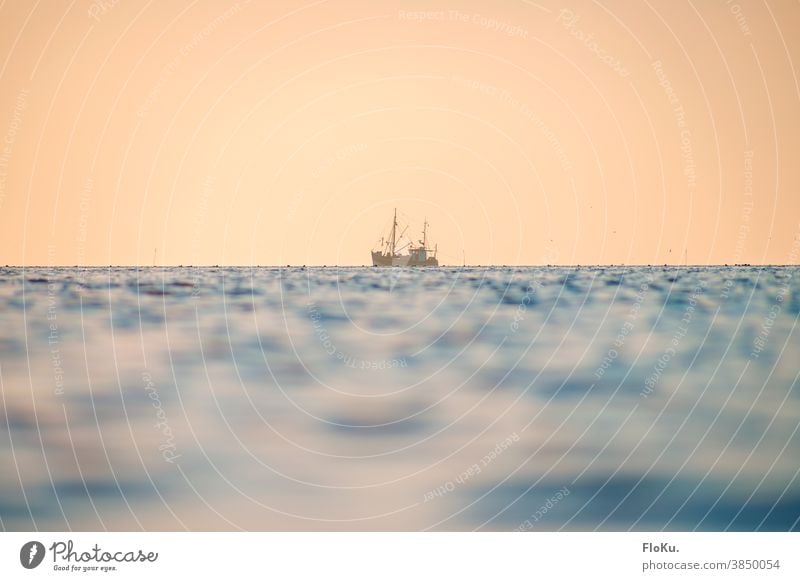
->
[0, 266, 798, 530]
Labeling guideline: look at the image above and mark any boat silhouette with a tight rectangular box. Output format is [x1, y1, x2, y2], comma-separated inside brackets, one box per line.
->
[371, 209, 439, 267]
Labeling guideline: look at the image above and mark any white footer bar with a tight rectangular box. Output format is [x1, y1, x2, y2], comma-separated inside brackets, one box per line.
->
[1, 532, 796, 580]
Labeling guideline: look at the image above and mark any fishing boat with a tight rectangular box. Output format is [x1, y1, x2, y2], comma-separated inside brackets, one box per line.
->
[371, 209, 439, 267]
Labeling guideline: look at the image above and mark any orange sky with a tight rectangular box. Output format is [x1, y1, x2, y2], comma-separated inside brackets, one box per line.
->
[0, 0, 798, 266]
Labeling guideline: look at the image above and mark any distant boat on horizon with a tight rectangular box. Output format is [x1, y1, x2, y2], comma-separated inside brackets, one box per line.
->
[371, 208, 439, 267]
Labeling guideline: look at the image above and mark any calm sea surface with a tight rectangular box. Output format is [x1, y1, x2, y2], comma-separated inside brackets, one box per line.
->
[1, 266, 799, 531]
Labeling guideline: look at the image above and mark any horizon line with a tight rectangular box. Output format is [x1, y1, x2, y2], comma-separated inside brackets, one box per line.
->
[3, 263, 797, 269]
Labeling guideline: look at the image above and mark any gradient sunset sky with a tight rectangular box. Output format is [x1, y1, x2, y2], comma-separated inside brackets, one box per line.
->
[0, 0, 798, 266]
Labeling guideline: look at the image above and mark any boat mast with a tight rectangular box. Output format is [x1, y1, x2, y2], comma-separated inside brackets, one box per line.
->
[390, 208, 397, 256]
[422, 218, 428, 249]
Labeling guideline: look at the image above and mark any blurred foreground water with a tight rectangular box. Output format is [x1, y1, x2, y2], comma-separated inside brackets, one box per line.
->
[1, 266, 799, 531]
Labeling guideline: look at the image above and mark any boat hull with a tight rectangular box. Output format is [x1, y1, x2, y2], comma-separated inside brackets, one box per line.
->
[371, 251, 438, 267]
